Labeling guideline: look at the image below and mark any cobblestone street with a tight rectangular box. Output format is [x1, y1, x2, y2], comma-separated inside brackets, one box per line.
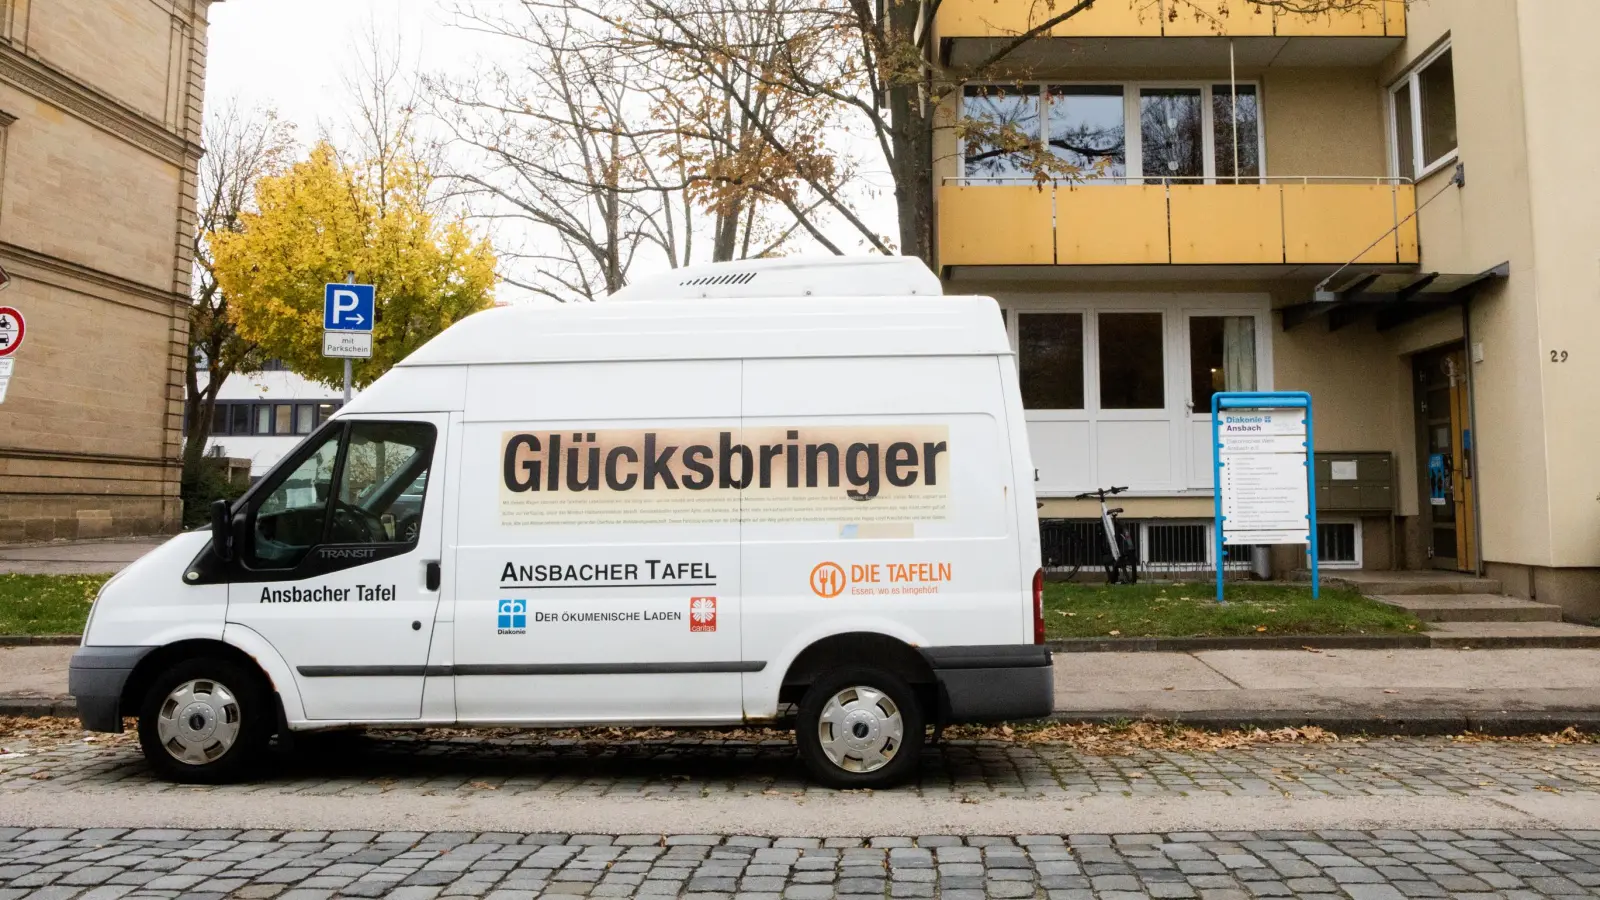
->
[4, 729, 1600, 802]
[4, 728, 1600, 896]
[5, 827, 1600, 900]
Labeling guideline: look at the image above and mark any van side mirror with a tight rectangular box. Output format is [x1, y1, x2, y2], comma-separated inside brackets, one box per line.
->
[211, 499, 235, 562]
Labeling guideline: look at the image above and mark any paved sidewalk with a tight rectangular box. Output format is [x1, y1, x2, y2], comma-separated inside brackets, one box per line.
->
[9, 646, 1600, 731]
[3, 828, 1600, 900]
[1051, 648, 1600, 729]
[0, 537, 166, 576]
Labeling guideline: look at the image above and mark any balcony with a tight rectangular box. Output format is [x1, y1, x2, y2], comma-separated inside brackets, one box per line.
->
[936, 178, 1419, 272]
[935, 0, 1404, 69]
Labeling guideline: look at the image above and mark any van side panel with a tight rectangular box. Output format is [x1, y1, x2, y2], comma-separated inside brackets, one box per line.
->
[997, 356, 1044, 636]
[739, 356, 1025, 719]
[452, 361, 747, 725]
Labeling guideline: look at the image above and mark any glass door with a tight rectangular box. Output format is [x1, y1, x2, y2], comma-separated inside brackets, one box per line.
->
[1414, 345, 1477, 571]
[1185, 313, 1260, 489]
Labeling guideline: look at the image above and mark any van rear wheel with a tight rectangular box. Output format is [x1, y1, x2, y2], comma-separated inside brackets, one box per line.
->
[136, 656, 271, 784]
[796, 667, 925, 789]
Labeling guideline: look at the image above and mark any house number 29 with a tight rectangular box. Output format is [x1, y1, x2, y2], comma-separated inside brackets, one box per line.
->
[1551, 350, 1570, 363]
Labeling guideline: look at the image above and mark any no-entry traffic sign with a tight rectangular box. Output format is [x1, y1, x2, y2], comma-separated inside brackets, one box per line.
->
[0, 306, 24, 357]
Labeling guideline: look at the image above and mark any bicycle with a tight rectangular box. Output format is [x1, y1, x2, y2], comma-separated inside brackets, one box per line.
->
[1073, 486, 1138, 584]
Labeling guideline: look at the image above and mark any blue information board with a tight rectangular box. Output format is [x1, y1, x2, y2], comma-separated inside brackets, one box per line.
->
[1211, 391, 1319, 603]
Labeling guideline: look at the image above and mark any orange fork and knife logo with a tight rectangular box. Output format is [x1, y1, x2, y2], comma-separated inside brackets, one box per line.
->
[809, 562, 847, 599]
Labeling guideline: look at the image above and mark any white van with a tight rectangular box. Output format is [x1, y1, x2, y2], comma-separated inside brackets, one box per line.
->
[69, 257, 1052, 788]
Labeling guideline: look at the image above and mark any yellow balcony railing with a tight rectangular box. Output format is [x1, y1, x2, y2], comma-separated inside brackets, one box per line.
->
[938, 178, 1419, 268]
[934, 0, 1404, 42]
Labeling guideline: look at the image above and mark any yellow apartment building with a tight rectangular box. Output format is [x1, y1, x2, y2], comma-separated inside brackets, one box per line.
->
[0, 0, 216, 540]
[931, 0, 1600, 615]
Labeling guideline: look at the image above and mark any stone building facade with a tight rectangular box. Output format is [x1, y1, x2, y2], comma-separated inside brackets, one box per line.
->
[0, 0, 216, 541]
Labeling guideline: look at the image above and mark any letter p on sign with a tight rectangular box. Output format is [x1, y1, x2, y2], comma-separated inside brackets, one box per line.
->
[323, 283, 375, 332]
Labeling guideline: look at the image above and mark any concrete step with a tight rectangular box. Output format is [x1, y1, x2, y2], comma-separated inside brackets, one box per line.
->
[1323, 574, 1504, 596]
[1428, 620, 1600, 649]
[1374, 593, 1564, 623]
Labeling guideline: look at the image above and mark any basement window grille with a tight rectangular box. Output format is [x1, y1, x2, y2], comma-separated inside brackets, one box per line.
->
[1040, 519, 1256, 581]
[1317, 521, 1361, 568]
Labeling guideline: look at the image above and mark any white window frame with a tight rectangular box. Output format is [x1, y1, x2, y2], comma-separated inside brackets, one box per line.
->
[959, 80, 1267, 184]
[1388, 40, 1457, 181]
[1004, 295, 1273, 496]
[1317, 518, 1364, 570]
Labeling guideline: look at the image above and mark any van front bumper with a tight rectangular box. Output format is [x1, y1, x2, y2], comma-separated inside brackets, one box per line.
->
[68, 646, 153, 733]
[921, 645, 1053, 723]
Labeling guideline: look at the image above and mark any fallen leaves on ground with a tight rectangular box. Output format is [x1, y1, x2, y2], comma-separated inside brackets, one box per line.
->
[943, 721, 1343, 753]
[0, 716, 136, 749]
[1450, 726, 1599, 745]
[5, 717, 1599, 759]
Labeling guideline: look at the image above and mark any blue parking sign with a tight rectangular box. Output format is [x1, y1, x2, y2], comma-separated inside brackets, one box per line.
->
[323, 283, 375, 332]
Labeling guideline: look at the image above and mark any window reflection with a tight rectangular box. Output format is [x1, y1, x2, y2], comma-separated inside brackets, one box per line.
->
[1047, 86, 1126, 182]
[962, 85, 1041, 182]
[1140, 89, 1204, 183]
[1212, 85, 1260, 181]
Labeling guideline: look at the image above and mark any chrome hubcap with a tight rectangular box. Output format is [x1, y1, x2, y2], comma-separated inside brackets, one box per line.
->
[155, 679, 241, 765]
[817, 685, 904, 774]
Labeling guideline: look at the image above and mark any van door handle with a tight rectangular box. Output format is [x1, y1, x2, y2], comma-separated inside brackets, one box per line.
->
[425, 561, 441, 592]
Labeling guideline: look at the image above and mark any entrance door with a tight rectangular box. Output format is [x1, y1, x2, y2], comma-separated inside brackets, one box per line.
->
[226, 414, 449, 720]
[1414, 346, 1476, 571]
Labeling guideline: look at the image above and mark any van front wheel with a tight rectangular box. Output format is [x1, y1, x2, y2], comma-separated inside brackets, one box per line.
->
[136, 656, 271, 784]
[796, 667, 925, 789]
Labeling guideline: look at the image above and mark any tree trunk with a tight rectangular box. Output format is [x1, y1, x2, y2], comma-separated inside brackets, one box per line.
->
[181, 354, 222, 476]
[887, 1, 936, 266]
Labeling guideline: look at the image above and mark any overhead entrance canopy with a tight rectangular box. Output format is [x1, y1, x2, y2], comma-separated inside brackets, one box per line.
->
[1279, 263, 1510, 332]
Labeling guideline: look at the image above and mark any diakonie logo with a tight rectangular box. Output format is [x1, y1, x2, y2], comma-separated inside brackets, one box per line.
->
[497, 598, 527, 634]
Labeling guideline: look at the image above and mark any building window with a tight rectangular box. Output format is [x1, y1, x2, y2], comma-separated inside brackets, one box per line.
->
[1046, 86, 1126, 181]
[1390, 44, 1456, 179]
[962, 81, 1260, 183]
[961, 85, 1040, 182]
[1006, 303, 1270, 494]
[1140, 88, 1204, 182]
[1212, 85, 1260, 181]
[1317, 521, 1362, 568]
[230, 403, 251, 436]
[1188, 316, 1258, 413]
[296, 404, 316, 435]
[1019, 313, 1085, 410]
[1098, 312, 1164, 410]
[254, 405, 273, 435]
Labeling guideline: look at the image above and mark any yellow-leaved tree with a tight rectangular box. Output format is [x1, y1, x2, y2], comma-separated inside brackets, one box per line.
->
[210, 142, 497, 388]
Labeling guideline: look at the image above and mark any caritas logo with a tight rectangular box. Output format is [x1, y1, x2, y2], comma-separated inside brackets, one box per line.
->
[689, 596, 717, 632]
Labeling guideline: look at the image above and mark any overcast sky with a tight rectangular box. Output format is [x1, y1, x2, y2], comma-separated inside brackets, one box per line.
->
[203, 0, 895, 298]
[206, 0, 471, 140]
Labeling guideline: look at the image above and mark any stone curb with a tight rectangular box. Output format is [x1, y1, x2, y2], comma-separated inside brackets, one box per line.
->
[0, 634, 81, 647]
[0, 695, 77, 718]
[1048, 634, 1431, 652]
[1049, 632, 1600, 651]
[1046, 708, 1600, 736]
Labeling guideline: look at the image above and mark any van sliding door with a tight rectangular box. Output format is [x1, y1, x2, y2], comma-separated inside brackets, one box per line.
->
[451, 360, 745, 724]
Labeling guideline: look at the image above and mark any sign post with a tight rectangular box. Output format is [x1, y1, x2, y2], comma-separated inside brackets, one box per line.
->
[0, 304, 24, 406]
[322, 276, 374, 402]
[1212, 391, 1318, 602]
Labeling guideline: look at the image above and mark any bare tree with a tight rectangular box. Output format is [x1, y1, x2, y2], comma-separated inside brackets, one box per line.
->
[432, 0, 860, 301]
[183, 102, 296, 475]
